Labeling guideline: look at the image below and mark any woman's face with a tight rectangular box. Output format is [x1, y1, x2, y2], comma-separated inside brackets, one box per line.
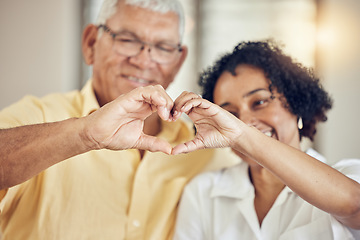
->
[213, 64, 300, 164]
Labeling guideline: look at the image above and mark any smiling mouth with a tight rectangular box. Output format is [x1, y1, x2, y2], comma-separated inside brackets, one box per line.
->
[126, 75, 154, 85]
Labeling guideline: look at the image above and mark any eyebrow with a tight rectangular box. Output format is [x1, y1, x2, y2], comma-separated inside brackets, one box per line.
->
[116, 29, 180, 46]
[243, 88, 268, 98]
[218, 88, 269, 108]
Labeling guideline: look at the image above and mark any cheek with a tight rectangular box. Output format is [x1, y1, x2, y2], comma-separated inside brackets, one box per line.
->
[94, 54, 124, 84]
[273, 110, 298, 143]
[158, 66, 176, 88]
[93, 41, 120, 73]
[93, 52, 110, 75]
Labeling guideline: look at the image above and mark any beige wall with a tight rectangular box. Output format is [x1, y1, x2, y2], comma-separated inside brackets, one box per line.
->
[314, 0, 360, 164]
[0, 0, 81, 110]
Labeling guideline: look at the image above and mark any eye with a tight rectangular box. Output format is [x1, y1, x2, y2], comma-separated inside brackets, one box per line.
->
[252, 98, 271, 110]
[222, 107, 239, 118]
[255, 100, 266, 105]
[113, 32, 140, 43]
[115, 36, 138, 43]
[229, 111, 239, 118]
[155, 43, 177, 53]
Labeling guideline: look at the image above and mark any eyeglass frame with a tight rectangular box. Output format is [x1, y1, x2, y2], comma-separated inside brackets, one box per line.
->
[97, 24, 183, 64]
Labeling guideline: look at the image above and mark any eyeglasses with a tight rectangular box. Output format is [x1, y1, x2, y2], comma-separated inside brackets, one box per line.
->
[98, 24, 183, 64]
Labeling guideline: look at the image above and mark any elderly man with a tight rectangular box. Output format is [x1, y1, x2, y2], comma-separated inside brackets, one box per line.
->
[0, 0, 237, 239]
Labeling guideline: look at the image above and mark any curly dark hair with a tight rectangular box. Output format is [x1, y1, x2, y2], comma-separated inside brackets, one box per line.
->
[199, 39, 333, 140]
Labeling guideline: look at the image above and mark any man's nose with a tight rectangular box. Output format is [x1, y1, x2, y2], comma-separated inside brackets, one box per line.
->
[128, 45, 155, 69]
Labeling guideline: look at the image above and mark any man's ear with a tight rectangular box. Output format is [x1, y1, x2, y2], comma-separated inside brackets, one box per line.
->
[82, 24, 98, 65]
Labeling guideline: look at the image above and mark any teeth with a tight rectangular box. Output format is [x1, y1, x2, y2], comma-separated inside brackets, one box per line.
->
[264, 131, 272, 137]
[128, 76, 149, 84]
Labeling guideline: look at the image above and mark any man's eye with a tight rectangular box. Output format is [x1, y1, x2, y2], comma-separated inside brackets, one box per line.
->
[156, 44, 176, 53]
[116, 37, 138, 43]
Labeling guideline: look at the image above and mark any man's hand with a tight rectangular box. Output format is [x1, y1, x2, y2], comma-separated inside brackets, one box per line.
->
[81, 85, 175, 154]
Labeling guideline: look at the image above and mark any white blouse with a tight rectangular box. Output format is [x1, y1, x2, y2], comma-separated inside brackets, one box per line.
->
[173, 149, 360, 240]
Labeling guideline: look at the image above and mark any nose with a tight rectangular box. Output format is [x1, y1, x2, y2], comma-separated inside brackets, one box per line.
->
[240, 110, 258, 127]
[128, 44, 156, 69]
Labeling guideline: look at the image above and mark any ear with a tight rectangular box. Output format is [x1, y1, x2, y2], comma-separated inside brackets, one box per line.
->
[82, 24, 98, 65]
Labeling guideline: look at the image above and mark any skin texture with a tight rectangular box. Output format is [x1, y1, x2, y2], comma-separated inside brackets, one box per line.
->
[171, 64, 360, 229]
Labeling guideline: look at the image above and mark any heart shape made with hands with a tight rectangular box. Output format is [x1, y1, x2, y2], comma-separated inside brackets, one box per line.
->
[88, 87, 211, 155]
[96, 88, 231, 156]
[124, 91, 212, 156]
[136, 92, 230, 156]
[143, 95, 204, 155]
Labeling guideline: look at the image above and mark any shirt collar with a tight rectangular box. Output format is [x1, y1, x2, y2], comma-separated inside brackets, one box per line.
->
[210, 162, 254, 199]
[81, 79, 100, 117]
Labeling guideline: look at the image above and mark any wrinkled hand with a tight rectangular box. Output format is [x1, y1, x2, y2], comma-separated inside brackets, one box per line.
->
[82, 85, 175, 154]
[171, 92, 245, 155]
[81, 88, 245, 155]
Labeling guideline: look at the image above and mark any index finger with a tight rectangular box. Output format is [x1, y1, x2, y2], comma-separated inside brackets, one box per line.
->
[136, 85, 174, 121]
[172, 91, 202, 120]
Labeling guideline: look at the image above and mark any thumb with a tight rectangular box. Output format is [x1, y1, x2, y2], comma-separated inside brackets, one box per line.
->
[136, 134, 172, 155]
[171, 139, 205, 155]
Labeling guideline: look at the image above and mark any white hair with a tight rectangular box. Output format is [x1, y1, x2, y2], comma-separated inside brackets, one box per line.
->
[96, 0, 185, 41]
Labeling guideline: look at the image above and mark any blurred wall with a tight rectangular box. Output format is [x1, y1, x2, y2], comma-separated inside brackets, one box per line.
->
[0, 0, 359, 165]
[0, 0, 81, 110]
[314, 0, 360, 164]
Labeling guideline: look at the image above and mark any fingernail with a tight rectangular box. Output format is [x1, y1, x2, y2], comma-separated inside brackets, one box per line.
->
[173, 110, 180, 118]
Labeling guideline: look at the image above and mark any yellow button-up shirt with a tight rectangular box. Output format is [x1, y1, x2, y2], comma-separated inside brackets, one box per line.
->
[0, 81, 239, 240]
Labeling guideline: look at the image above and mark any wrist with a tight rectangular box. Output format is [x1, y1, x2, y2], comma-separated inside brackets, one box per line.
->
[76, 117, 102, 151]
[231, 125, 257, 155]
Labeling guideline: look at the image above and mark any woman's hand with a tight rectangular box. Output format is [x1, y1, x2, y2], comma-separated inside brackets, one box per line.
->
[172, 91, 245, 155]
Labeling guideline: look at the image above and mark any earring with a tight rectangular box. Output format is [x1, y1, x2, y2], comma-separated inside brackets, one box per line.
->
[298, 117, 303, 130]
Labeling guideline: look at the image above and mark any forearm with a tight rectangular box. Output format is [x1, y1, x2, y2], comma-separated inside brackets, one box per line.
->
[235, 126, 360, 228]
[0, 118, 92, 189]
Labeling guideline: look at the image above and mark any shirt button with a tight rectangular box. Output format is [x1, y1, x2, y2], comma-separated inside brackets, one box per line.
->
[133, 220, 141, 227]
